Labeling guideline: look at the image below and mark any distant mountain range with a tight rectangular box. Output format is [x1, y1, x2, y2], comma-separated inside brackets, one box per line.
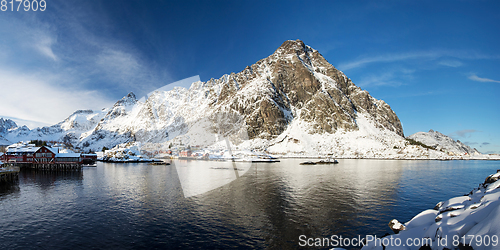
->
[0, 40, 491, 159]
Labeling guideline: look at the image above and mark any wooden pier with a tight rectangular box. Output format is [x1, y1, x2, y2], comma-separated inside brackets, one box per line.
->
[3, 162, 82, 171]
[24, 163, 82, 171]
[0, 167, 20, 184]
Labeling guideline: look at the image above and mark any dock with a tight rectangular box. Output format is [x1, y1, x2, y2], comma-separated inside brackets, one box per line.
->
[1, 144, 96, 171]
[29, 163, 82, 171]
[0, 167, 20, 184]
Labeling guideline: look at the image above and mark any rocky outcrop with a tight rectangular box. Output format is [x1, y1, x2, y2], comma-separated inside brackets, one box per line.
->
[208, 39, 403, 139]
[0, 118, 18, 134]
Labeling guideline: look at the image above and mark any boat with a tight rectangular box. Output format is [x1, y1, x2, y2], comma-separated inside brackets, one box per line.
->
[250, 158, 280, 163]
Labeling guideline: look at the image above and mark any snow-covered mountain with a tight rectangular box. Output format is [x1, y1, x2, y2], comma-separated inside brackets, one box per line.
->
[407, 129, 480, 156]
[0, 40, 493, 159]
[71, 39, 406, 153]
[0, 110, 107, 147]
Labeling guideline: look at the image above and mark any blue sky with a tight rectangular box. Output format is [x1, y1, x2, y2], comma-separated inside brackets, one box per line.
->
[0, 0, 499, 153]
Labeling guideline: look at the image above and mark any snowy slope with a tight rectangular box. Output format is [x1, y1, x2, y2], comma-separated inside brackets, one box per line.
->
[0, 134, 10, 145]
[408, 129, 480, 156]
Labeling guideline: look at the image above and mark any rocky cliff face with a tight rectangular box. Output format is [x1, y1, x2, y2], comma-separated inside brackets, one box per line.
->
[0, 118, 17, 135]
[204, 40, 403, 140]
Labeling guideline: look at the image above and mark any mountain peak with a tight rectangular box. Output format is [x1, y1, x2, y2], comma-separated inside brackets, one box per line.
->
[275, 39, 314, 56]
[114, 92, 137, 107]
[0, 118, 18, 134]
[124, 92, 137, 101]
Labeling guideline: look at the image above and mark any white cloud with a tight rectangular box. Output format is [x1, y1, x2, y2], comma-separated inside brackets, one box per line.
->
[338, 51, 440, 70]
[338, 50, 496, 71]
[0, 15, 59, 62]
[468, 74, 500, 83]
[0, 68, 114, 125]
[357, 68, 415, 88]
[438, 59, 463, 67]
[96, 49, 143, 85]
[33, 33, 58, 61]
[0, 7, 172, 127]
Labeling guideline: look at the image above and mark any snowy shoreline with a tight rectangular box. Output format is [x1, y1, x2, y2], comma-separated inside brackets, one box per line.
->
[272, 155, 500, 161]
[362, 170, 500, 250]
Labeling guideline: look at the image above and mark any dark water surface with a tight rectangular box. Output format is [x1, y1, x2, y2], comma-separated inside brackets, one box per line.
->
[0, 159, 498, 249]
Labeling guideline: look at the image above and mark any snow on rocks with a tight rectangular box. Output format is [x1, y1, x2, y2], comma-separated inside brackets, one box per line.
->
[389, 219, 407, 234]
[408, 129, 481, 156]
[100, 142, 158, 162]
[362, 171, 500, 250]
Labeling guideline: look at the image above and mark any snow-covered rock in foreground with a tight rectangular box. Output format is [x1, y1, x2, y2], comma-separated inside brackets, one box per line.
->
[362, 171, 500, 250]
[408, 129, 481, 156]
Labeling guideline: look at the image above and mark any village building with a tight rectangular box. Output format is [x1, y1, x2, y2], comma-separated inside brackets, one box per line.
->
[1, 143, 89, 170]
[179, 150, 192, 157]
[81, 153, 98, 164]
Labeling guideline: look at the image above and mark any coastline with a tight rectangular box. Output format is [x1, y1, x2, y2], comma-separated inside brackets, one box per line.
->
[273, 154, 500, 161]
[362, 170, 500, 250]
[96, 154, 500, 163]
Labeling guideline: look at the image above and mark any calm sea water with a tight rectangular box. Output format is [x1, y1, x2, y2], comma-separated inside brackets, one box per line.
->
[0, 159, 498, 249]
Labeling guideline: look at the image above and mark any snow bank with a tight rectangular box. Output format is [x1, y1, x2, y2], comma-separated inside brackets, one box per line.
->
[101, 142, 156, 162]
[362, 171, 500, 250]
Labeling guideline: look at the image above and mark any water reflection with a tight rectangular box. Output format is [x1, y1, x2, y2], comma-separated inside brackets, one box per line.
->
[174, 160, 252, 198]
[0, 159, 497, 249]
[20, 169, 83, 190]
[0, 180, 20, 198]
[183, 159, 405, 249]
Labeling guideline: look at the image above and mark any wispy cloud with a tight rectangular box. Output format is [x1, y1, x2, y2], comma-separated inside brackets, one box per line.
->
[338, 51, 436, 70]
[33, 34, 58, 61]
[0, 68, 114, 125]
[0, 4, 172, 127]
[338, 50, 496, 71]
[438, 59, 463, 67]
[463, 141, 478, 145]
[468, 74, 500, 83]
[449, 129, 479, 138]
[358, 68, 415, 87]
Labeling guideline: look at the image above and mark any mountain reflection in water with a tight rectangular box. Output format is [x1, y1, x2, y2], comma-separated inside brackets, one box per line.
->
[0, 159, 497, 249]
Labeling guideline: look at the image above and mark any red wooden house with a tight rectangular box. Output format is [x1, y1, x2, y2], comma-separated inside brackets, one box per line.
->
[33, 146, 58, 164]
[179, 150, 192, 157]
